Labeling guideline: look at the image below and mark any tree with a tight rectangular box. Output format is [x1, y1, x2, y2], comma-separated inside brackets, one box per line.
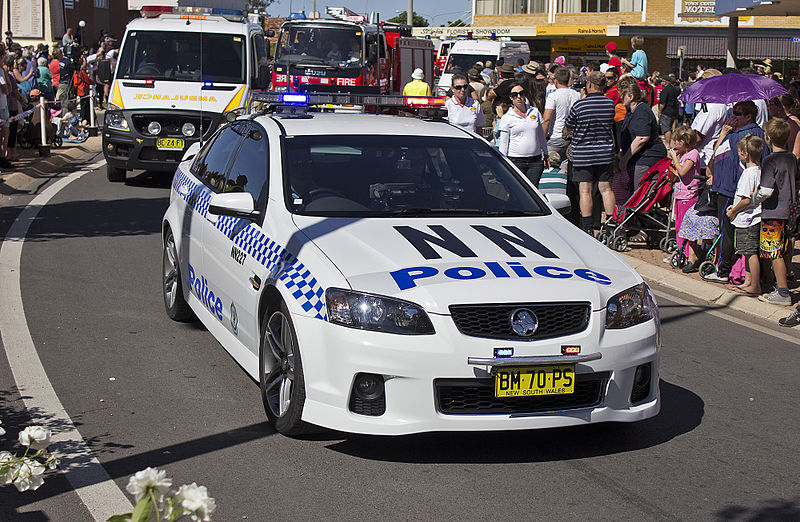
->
[245, 0, 273, 15]
[386, 11, 429, 27]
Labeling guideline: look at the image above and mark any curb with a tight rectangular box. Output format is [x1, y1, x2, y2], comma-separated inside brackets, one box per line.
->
[620, 252, 791, 323]
[0, 137, 103, 199]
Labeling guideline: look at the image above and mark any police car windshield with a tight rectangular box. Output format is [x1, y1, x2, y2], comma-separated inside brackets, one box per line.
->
[284, 135, 549, 217]
[445, 54, 496, 74]
[117, 31, 246, 83]
[274, 26, 362, 69]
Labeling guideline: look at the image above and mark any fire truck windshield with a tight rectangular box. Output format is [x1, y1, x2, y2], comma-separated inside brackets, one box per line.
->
[275, 25, 363, 69]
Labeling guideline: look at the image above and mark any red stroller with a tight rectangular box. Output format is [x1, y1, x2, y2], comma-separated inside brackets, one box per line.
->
[598, 158, 677, 252]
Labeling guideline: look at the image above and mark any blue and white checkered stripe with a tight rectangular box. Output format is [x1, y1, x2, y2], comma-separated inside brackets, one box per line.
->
[172, 173, 328, 321]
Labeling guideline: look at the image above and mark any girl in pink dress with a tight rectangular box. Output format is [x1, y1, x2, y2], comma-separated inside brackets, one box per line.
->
[667, 125, 701, 259]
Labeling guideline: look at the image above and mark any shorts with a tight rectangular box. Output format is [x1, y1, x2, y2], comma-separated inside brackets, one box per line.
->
[760, 219, 789, 259]
[0, 107, 8, 128]
[734, 223, 761, 256]
[572, 163, 612, 183]
[659, 113, 676, 134]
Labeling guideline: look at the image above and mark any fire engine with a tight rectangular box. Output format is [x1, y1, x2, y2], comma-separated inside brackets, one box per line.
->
[271, 7, 434, 95]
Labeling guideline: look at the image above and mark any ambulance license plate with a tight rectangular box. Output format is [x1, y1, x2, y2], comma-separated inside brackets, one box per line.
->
[494, 365, 575, 398]
[156, 138, 184, 151]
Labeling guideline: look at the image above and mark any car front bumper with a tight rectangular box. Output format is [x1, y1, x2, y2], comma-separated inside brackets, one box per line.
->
[293, 309, 660, 435]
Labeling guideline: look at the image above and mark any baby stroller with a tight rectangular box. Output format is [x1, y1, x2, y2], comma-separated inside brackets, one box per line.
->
[598, 158, 675, 252]
[16, 107, 62, 149]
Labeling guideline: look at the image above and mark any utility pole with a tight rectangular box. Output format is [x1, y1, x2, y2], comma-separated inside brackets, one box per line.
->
[408, 0, 412, 26]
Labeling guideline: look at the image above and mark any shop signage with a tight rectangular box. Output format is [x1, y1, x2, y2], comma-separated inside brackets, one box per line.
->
[536, 25, 607, 36]
[674, 0, 754, 26]
[412, 26, 537, 39]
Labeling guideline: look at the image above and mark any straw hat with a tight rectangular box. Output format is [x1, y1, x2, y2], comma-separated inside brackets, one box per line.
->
[521, 60, 539, 75]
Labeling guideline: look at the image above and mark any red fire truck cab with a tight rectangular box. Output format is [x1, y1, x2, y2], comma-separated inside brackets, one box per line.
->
[271, 9, 433, 95]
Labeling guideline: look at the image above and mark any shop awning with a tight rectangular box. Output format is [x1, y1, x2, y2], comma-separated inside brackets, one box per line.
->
[666, 36, 800, 60]
[716, 0, 800, 17]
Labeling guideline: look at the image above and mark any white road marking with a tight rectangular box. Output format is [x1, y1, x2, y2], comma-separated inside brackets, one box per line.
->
[0, 163, 134, 520]
[652, 288, 800, 346]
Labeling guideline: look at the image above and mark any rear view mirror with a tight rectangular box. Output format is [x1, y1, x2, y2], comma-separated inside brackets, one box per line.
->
[265, 29, 275, 37]
[182, 142, 202, 162]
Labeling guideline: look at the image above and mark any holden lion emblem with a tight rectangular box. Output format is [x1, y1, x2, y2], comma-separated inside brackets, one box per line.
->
[510, 308, 538, 337]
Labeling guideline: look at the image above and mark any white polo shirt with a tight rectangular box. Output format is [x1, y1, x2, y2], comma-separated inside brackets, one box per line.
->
[445, 96, 486, 134]
[497, 105, 548, 158]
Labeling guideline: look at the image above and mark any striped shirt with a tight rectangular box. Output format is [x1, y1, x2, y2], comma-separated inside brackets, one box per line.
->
[564, 92, 615, 167]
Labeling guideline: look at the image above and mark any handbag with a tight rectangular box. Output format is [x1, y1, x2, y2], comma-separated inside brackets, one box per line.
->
[694, 186, 717, 216]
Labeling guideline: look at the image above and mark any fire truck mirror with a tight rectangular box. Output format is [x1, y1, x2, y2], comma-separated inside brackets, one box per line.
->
[368, 44, 378, 65]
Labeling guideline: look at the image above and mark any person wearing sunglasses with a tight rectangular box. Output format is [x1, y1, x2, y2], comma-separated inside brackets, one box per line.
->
[705, 100, 768, 284]
[496, 81, 549, 186]
[445, 73, 485, 134]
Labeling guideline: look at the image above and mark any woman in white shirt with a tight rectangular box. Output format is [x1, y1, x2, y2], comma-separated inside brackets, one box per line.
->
[445, 73, 486, 134]
[497, 81, 549, 186]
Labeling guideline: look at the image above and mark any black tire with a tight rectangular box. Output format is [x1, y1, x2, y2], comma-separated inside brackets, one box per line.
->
[659, 236, 670, 252]
[699, 260, 716, 279]
[666, 238, 678, 254]
[162, 229, 194, 322]
[52, 136, 63, 148]
[107, 164, 126, 182]
[613, 235, 628, 252]
[260, 301, 310, 436]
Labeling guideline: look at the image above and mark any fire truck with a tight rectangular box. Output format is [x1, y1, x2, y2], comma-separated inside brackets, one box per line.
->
[271, 7, 434, 95]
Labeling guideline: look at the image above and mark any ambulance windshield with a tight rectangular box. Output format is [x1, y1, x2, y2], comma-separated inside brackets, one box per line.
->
[117, 31, 246, 83]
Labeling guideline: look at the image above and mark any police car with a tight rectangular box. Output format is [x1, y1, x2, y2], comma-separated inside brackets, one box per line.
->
[162, 93, 660, 436]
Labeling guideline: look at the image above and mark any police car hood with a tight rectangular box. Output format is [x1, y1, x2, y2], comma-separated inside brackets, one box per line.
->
[292, 215, 641, 313]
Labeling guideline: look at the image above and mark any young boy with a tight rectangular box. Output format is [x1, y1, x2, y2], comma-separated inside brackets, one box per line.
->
[725, 134, 764, 296]
[754, 118, 797, 305]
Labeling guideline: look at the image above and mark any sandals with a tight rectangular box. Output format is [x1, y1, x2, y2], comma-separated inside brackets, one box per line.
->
[731, 286, 760, 297]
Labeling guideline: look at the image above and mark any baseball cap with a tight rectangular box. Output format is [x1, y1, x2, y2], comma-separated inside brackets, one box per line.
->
[605, 42, 617, 53]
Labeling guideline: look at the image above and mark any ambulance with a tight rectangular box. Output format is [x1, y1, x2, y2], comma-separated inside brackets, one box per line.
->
[103, 5, 271, 182]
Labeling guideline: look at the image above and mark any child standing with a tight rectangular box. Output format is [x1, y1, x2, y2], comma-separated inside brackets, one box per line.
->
[666, 125, 701, 263]
[725, 134, 764, 296]
[539, 150, 568, 195]
[754, 118, 798, 305]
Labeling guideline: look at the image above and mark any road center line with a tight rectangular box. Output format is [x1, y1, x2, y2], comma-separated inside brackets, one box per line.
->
[652, 288, 800, 346]
[0, 163, 134, 520]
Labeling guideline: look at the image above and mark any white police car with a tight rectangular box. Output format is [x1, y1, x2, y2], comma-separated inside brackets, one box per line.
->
[162, 93, 660, 435]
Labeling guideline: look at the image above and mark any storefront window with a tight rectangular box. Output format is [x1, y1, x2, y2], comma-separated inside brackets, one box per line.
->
[557, 0, 641, 12]
[476, 0, 546, 15]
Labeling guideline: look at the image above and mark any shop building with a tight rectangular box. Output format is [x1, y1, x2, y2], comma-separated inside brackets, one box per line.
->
[413, 0, 800, 78]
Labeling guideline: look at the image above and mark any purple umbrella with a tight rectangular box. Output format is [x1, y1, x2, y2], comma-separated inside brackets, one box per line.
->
[678, 73, 789, 104]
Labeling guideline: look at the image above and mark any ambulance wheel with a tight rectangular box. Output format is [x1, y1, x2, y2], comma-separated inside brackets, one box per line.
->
[162, 229, 193, 322]
[107, 164, 126, 182]
[613, 235, 628, 252]
[699, 260, 717, 279]
[260, 301, 310, 436]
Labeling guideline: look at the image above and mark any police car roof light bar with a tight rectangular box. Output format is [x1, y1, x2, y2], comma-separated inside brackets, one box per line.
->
[252, 92, 446, 110]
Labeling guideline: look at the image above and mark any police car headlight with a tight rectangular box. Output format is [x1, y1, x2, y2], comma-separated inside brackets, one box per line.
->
[182, 123, 196, 137]
[326, 288, 435, 335]
[104, 111, 128, 131]
[605, 282, 656, 329]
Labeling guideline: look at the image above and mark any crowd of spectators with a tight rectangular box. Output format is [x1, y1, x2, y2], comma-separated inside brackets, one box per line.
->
[449, 37, 800, 323]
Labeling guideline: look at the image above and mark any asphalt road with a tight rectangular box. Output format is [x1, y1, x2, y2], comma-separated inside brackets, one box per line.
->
[1, 162, 799, 521]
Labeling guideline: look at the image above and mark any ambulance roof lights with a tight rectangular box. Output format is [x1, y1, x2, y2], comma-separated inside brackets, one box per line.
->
[140, 5, 244, 21]
[140, 5, 173, 18]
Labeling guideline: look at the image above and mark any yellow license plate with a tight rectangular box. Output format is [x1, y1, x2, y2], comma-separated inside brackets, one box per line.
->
[494, 365, 575, 398]
[156, 138, 184, 151]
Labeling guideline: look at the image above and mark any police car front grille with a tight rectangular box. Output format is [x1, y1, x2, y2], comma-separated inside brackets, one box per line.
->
[434, 373, 608, 415]
[449, 303, 591, 340]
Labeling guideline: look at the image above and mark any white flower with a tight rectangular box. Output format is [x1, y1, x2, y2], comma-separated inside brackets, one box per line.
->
[18, 426, 52, 450]
[0, 451, 14, 485]
[12, 458, 45, 492]
[174, 483, 216, 521]
[126, 467, 172, 503]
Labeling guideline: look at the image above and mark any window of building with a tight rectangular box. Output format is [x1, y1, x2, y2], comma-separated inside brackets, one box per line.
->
[94, 0, 109, 8]
[64, 0, 74, 8]
[476, 0, 546, 15]
[557, 0, 641, 12]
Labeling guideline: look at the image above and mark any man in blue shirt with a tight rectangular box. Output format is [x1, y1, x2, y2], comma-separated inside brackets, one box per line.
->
[706, 101, 768, 283]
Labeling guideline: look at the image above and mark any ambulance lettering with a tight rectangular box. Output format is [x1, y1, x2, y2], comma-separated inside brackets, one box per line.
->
[188, 264, 224, 320]
[133, 93, 217, 102]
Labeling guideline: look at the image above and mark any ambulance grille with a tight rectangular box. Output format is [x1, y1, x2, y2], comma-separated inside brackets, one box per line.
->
[449, 303, 591, 340]
[434, 373, 608, 415]
[131, 115, 216, 138]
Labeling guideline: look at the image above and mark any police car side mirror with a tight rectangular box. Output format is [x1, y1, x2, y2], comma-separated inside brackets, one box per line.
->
[545, 193, 571, 216]
[208, 192, 261, 221]
[265, 30, 275, 38]
[182, 142, 202, 163]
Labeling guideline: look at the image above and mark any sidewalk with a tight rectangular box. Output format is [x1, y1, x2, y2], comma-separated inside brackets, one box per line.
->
[621, 243, 796, 323]
[0, 136, 103, 200]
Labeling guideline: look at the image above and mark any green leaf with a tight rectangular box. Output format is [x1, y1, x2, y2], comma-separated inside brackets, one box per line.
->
[131, 498, 153, 522]
[107, 514, 133, 522]
[168, 507, 186, 522]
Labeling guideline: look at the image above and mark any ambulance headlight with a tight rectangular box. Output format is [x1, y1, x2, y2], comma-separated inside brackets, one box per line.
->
[147, 121, 162, 136]
[326, 288, 434, 335]
[182, 123, 196, 137]
[605, 283, 656, 329]
[104, 111, 128, 131]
